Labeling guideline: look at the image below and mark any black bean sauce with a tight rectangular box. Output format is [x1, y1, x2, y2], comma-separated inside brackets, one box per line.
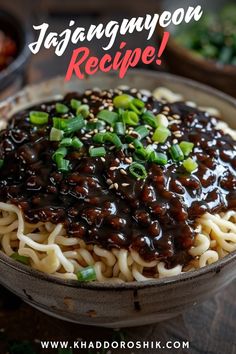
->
[0, 89, 235, 267]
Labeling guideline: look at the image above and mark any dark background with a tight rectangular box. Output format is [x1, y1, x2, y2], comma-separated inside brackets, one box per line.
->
[0, 1, 235, 353]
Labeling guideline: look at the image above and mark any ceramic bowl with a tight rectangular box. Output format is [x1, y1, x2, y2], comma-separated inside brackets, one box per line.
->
[0, 70, 236, 328]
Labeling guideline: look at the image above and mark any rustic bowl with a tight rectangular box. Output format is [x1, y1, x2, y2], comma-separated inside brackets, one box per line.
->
[0, 70, 236, 328]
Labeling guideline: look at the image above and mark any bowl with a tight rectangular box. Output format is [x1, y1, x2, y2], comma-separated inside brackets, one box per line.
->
[159, 0, 236, 97]
[0, 10, 32, 97]
[0, 70, 236, 328]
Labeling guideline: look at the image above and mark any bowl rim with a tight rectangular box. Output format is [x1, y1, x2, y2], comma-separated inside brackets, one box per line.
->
[0, 69, 236, 290]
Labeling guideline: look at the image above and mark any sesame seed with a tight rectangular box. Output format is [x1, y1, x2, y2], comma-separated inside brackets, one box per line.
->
[109, 184, 114, 189]
[125, 157, 133, 163]
[107, 179, 113, 185]
[82, 98, 88, 103]
[94, 129, 98, 134]
[114, 183, 119, 190]
[98, 106, 105, 111]
[128, 143, 135, 149]
[101, 157, 105, 162]
[85, 134, 92, 138]
[110, 127, 114, 132]
[120, 169, 127, 175]
[162, 111, 169, 116]
[85, 90, 92, 96]
[121, 183, 130, 187]
[108, 106, 114, 111]
[130, 88, 137, 93]
[146, 136, 152, 144]
[163, 106, 170, 111]
[173, 114, 180, 119]
[137, 93, 142, 99]
[173, 139, 178, 144]
[110, 166, 118, 170]
[89, 113, 94, 119]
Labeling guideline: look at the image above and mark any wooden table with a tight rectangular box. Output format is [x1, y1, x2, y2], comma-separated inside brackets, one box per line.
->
[0, 3, 236, 353]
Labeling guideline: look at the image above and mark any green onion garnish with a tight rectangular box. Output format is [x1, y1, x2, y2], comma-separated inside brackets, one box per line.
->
[133, 139, 143, 150]
[142, 111, 158, 128]
[156, 113, 169, 127]
[53, 115, 85, 134]
[169, 144, 184, 162]
[76, 104, 90, 118]
[52, 146, 67, 164]
[29, 111, 49, 125]
[77, 266, 97, 282]
[134, 125, 149, 139]
[122, 111, 139, 126]
[85, 121, 106, 132]
[129, 162, 147, 179]
[93, 132, 122, 149]
[89, 147, 106, 157]
[70, 98, 81, 110]
[97, 110, 118, 125]
[183, 157, 198, 173]
[0, 159, 4, 168]
[59, 137, 72, 147]
[49, 127, 64, 141]
[57, 157, 70, 172]
[71, 137, 83, 149]
[131, 98, 145, 109]
[55, 103, 69, 114]
[114, 122, 125, 135]
[149, 151, 168, 165]
[113, 94, 133, 109]
[152, 126, 171, 143]
[179, 141, 194, 157]
[11, 252, 30, 265]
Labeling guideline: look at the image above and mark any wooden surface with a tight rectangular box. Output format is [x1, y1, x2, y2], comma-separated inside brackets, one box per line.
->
[0, 3, 236, 354]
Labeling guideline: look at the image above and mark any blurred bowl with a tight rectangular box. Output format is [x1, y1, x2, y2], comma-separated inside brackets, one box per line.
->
[164, 36, 236, 98]
[0, 10, 32, 97]
[0, 70, 236, 328]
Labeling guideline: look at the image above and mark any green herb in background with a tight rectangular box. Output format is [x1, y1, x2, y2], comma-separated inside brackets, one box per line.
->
[175, 3, 236, 65]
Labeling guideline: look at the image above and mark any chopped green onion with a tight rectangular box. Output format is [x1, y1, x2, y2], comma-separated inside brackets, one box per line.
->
[70, 98, 81, 111]
[113, 94, 133, 109]
[89, 147, 106, 157]
[55, 103, 69, 114]
[11, 252, 30, 265]
[179, 141, 194, 157]
[114, 122, 125, 135]
[60, 137, 84, 149]
[71, 137, 83, 149]
[142, 111, 158, 128]
[149, 151, 168, 165]
[129, 162, 147, 179]
[29, 111, 49, 125]
[93, 132, 122, 149]
[152, 126, 171, 143]
[129, 102, 141, 115]
[134, 125, 149, 139]
[135, 147, 148, 160]
[52, 147, 67, 164]
[133, 139, 143, 150]
[156, 114, 169, 128]
[0, 159, 4, 168]
[97, 110, 118, 125]
[169, 144, 184, 162]
[131, 98, 145, 109]
[76, 104, 90, 118]
[122, 111, 139, 126]
[145, 144, 155, 157]
[53, 115, 85, 134]
[77, 266, 97, 282]
[57, 156, 70, 172]
[49, 127, 64, 141]
[85, 120, 106, 132]
[183, 158, 198, 173]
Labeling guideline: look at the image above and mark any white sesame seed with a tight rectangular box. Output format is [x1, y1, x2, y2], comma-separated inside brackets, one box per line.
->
[173, 139, 178, 144]
[121, 183, 130, 187]
[125, 157, 133, 163]
[98, 106, 105, 111]
[128, 143, 135, 149]
[101, 157, 105, 162]
[173, 114, 180, 119]
[85, 134, 91, 138]
[85, 90, 92, 96]
[108, 106, 113, 111]
[82, 98, 88, 103]
[110, 127, 114, 132]
[146, 136, 152, 143]
[114, 183, 119, 190]
[107, 179, 112, 185]
[94, 129, 98, 134]
[109, 184, 114, 189]
[120, 169, 127, 175]
[130, 88, 137, 93]
[110, 166, 118, 170]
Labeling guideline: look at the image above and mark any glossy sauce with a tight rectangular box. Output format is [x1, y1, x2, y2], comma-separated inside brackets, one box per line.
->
[0, 89, 235, 267]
